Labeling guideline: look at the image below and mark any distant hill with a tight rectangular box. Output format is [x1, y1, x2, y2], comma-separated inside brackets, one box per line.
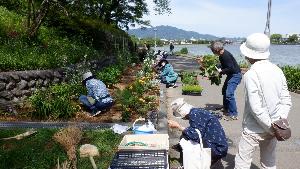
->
[128, 25, 218, 40]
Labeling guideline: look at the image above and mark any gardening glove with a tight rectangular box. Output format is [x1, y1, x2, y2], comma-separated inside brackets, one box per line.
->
[215, 66, 222, 73]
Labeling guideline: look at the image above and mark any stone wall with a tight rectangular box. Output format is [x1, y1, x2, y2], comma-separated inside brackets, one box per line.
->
[0, 57, 116, 112]
[0, 69, 65, 111]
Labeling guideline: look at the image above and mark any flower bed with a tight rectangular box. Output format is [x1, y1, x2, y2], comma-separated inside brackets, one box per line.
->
[0, 54, 160, 123]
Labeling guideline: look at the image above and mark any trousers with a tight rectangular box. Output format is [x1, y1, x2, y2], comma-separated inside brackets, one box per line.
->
[235, 131, 277, 169]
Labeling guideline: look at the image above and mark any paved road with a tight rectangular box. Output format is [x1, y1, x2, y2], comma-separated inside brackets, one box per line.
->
[165, 55, 300, 169]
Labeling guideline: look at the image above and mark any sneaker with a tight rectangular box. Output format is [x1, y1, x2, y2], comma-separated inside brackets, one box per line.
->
[167, 83, 178, 88]
[224, 115, 238, 121]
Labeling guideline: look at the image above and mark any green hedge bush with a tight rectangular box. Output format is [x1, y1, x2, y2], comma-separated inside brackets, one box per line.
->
[180, 47, 188, 54]
[29, 83, 85, 120]
[282, 65, 300, 92]
[96, 65, 123, 87]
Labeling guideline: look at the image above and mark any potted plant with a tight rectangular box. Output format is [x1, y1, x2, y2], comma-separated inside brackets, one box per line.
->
[180, 71, 203, 96]
[179, 71, 198, 83]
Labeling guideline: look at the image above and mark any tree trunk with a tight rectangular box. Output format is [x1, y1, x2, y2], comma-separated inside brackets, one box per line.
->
[28, 0, 51, 38]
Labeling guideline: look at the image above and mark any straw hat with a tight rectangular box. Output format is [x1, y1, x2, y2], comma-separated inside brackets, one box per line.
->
[171, 98, 194, 118]
[240, 33, 270, 59]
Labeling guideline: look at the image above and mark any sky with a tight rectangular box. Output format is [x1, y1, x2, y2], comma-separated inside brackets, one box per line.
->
[142, 0, 300, 38]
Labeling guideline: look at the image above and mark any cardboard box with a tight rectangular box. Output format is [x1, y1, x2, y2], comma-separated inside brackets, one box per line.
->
[118, 134, 169, 150]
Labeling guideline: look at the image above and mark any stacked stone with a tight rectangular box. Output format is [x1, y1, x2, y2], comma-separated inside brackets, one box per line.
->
[0, 69, 64, 111]
[0, 56, 117, 113]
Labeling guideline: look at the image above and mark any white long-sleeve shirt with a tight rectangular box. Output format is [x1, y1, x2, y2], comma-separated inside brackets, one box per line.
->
[243, 60, 292, 134]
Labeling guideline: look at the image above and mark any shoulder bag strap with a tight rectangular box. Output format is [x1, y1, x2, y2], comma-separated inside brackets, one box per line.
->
[195, 129, 204, 150]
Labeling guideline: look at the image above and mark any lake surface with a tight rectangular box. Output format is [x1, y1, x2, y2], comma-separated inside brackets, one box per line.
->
[156, 44, 300, 66]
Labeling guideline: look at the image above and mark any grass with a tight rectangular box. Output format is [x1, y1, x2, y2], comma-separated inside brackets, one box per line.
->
[0, 129, 122, 169]
[0, 129, 67, 169]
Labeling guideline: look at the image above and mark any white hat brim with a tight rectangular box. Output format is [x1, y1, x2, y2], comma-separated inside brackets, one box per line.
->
[240, 43, 270, 59]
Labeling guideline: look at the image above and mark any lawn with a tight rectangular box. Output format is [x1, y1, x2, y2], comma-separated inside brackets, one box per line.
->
[0, 128, 122, 169]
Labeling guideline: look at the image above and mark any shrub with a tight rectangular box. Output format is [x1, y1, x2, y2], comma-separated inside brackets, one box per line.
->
[121, 111, 131, 122]
[180, 47, 188, 54]
[282, 65, 300, 92]
[29, 83, 84, 120]
[0, 6, 25, 38]
[96, 65, 123, 87]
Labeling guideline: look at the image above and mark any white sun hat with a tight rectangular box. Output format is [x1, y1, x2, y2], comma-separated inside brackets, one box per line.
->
[82, 71, 93, 81]
[171, 98, 194, 118]
[240, 33, 270, 59]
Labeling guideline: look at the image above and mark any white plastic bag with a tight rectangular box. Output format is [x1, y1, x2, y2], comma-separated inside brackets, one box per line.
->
[179, 129, 211, 169]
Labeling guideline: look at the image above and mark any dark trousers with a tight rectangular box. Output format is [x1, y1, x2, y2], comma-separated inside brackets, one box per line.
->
[79, 95, 113, 112]
[222, 73, 242, 116]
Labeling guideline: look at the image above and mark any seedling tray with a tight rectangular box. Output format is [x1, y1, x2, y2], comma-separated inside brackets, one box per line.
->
[110, 150, 168, 169]
[182, 91, 202, 96]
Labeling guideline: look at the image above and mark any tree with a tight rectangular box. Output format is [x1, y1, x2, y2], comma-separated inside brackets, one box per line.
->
[0, 0, 171, 37]
[58, 0, 171, 30]
[270, 34, 282, 43]
[287, 34, 299, 43]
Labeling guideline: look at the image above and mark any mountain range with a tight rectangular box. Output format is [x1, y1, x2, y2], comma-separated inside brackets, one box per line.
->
[128, 25, 219, 40]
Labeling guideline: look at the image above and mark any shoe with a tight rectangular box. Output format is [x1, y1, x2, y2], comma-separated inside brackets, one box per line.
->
[90, 110, 101, 117]
[215, 106, 223, 110]
[167, 83, 178, 88]
[224, 115, 238, 121]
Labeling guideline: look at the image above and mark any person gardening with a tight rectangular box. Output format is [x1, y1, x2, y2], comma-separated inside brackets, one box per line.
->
[158, 59, 178, 88]
[168, 98, 228, 166]
[209, 41, 242, 120]
[79, 71, 113, 117]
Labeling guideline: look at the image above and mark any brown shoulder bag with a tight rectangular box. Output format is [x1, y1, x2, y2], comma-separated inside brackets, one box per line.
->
[272, 118, 291, 141]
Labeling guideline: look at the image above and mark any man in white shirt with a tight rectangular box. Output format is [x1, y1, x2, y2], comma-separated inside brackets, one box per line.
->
[234, 33, 292, 169]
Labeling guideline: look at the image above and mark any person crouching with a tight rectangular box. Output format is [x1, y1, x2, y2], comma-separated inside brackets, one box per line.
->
[168, 98, 228, 166]
[79, 72, 113, 117]
[159, 59, 178, 88]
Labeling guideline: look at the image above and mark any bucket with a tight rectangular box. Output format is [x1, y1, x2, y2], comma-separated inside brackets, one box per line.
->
[132, 118, 155, 134]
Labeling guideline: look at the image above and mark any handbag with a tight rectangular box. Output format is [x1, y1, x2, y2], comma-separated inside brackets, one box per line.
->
[254, 70, 291, 141]
[179, 129, 211, 169]
[272, 118, 291, 141]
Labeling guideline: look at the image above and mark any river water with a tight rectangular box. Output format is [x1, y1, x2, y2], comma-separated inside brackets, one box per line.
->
[156, 44, 300, 66]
